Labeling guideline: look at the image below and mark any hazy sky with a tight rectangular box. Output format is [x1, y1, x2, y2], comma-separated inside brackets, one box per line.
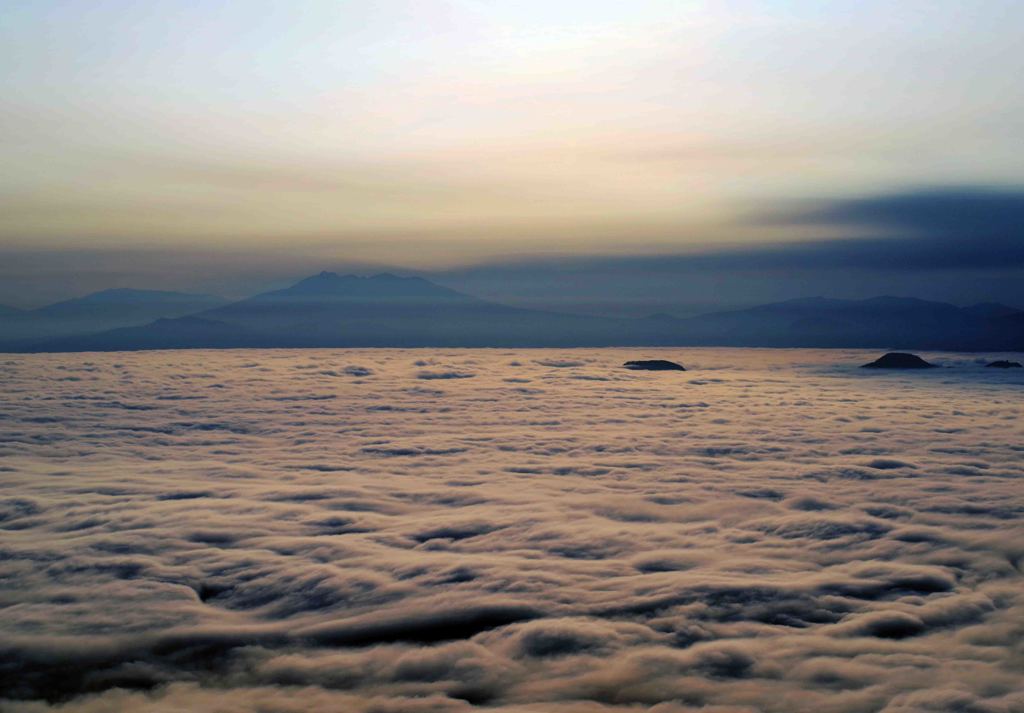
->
[2, 1, 1023, 306]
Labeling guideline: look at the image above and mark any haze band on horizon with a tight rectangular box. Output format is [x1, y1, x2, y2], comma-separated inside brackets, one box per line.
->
[1, 1, 1022, 312]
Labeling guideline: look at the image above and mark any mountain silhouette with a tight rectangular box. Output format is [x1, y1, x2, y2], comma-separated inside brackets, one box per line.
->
[35, 288, 227, 329]
[29, 273, 630, 350]
[7, 276, 1024, 352]
[0, 289, 227, 349]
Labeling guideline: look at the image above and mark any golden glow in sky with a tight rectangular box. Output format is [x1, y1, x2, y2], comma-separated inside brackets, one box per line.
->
[2, 1, 1023, 266]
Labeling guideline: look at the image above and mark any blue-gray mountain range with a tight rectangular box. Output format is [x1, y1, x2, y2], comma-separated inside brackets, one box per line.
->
[2, 272, 1021, 352]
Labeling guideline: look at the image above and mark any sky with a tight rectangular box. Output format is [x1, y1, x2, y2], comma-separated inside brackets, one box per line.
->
[1, 1, 1023, 309]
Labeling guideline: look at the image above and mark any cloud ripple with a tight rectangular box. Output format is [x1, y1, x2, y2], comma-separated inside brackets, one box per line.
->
[0, 349, 1022, 712]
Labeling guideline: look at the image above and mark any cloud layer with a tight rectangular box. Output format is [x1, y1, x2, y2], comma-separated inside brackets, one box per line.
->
[1, 348, 1022, 712]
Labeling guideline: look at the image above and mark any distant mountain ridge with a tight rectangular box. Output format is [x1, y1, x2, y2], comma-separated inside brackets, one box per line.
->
[672, 295, 1024, 350]
[25, 273, 629, 350]
[0, 289, 227, 349]
[4, 274, 1023, 352]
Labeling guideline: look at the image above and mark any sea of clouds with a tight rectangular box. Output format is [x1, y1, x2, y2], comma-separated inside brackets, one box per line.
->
[0, 348, 1022, 712]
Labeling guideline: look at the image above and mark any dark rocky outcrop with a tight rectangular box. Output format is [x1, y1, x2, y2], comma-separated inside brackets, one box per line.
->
[986, 360, 1022, 368]
[623, 359, 686, 371]
[861, 353, 936, 369]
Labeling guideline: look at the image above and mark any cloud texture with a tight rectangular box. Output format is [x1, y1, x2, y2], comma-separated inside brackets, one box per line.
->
[1, 349, 1022, 712]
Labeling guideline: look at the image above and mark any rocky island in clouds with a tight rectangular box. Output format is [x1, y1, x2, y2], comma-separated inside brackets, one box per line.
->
[1, 1, 1023, 712]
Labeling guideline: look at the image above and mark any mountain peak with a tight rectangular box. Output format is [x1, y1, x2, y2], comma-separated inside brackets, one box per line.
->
[291, 271, 354, 290]
[862, 295, 955, 309]
[298, 271, 424, 285]
[261, 272, 473, 303]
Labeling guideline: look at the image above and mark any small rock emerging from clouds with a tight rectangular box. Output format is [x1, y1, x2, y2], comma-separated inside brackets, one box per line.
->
[623, 359, 686, 371]
[986, 360, 1022, 368]
[861, 353, 936, 369]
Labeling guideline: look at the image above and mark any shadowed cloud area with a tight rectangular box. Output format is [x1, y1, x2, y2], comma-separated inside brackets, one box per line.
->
[0, 349, 1022, 712]
[437, 187, 1024, 315]
[2, 187, 1024, 315]
[760, 187, 1024, 269]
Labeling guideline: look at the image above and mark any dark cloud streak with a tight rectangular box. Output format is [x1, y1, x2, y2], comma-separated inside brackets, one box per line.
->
[1, 186, 1022, 315]
[434, 187, 1024, 315]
